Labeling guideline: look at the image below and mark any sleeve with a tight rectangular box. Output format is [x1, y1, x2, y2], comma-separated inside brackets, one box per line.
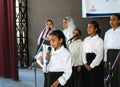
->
[37, 34, 42, 45]
[37, 29, 44, 45]
[104, 33, 108, 62]
[78, 42, 83, 65]
[90, 40, 103, 68]
[82, 41, 87, 64]
[58, 54, 72, 86]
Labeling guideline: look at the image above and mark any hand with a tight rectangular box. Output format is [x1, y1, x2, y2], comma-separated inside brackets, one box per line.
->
[46, 53, 51, 61]
[51, 80, 59, 87]
[40, 57, 44, 65]
[104, 62, 107, 68]
[77, 66, 81, 72]
[84, 64, 92, 71]
[87, 66, 92, 71]
[84, 64, 89, 69]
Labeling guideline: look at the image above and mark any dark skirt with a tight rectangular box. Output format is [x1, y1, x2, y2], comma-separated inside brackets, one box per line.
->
[44, 73, 49, 87]
[105, 49, 120, 87]
[71, 66, 82, 87]
[82, 53, 104, 87]
[48, 72, 71, 87]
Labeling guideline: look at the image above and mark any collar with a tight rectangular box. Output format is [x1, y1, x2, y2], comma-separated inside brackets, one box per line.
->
[111, 26, 120, 31]
[53, 45, 65, 54]
[72, 39, 82, 42]
[90, 34, 99, 39]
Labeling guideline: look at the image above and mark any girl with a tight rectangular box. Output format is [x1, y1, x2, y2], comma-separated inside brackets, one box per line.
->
[82, 21, 104, 87]
[104, 14, 120, 87]
[36, 19, 55, 87]
[63, 16, 76, 43]
[69, 29, 83, 87]
[48, 30, 72, 87]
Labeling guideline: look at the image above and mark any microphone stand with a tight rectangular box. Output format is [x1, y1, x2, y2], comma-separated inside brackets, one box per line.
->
[104, 51, 120, 87]
[31, 38, 46, 87]
[30, 28, 51, 87]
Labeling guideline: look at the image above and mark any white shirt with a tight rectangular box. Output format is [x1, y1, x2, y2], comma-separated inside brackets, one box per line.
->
[69, 39, 83, 66]
[48, 46, 72, 86]
[83, 34, 103, 68]
[104, 26, 120, 61]
[63, 29, 73, 43]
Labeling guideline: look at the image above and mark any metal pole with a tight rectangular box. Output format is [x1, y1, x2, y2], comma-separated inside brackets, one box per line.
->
[34, 62, 37, 87]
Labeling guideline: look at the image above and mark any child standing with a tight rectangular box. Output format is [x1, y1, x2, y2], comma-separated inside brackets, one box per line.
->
[69, 29, 83, 87]
[104, 14, 120, 87]
[62, 16, 76, 43]
[36, 19, 55, 87]
[48, 30, 72, 87]
[82, 21, 104, 87]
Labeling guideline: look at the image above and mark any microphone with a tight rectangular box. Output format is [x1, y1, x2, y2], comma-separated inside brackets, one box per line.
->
[46, 47, 52, 65]
[47, 46, 52, 54]
[68, 34, 78, 41]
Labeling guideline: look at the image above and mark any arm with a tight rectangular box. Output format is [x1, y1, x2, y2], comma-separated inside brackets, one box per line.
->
[104, 33, 108, 62]
[58, 55, 72, 86]
[78, 42, 83, 66]
[90, 40, 103, 68]
[104, 33, 108, 68]
[77, 42, 83, 72]
[82, 41, 87, 65]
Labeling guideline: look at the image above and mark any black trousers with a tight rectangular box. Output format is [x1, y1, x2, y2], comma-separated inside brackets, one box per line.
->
[106, 49, 120, 87]
[48, 72, 71, 87]
[82, 53, 104, 87]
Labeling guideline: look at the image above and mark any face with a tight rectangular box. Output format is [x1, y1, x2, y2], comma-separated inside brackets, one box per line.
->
[87, 24, 97, 36]
[63, 19, 68, 29]
[50, 35, 62, 50]
[45, 21, 54, 29]
[110, 15, 120, 28]
[73, 30, 80, 40]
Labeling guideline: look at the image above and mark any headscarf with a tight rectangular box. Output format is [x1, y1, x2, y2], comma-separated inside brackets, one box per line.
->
[37, 20, 55, 45]
[63, 16, 76, 42]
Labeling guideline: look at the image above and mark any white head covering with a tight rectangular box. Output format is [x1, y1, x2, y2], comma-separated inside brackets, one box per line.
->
[64, 16, 76, 30]
[63, 16, 76, 42]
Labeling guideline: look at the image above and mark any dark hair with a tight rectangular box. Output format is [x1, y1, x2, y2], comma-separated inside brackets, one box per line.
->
[112, 13, 120, 20]
[46, 19, 54, 26]
[112, 14, 120, 26]
[73, 28, 82, 39]
[74, 28, 82, 36]
[50, 30, 67, 49]
[89, 21, 101, 36]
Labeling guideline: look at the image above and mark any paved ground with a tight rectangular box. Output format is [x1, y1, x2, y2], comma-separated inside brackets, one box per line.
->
[0, 68, 44, 87]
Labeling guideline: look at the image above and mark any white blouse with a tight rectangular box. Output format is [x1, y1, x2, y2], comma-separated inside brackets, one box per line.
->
[63, 29, 73, 42]
[48, 46, 72, 86]
[104, 26, 120, 61]
[69, 39, 83, 66]
[83, 34, 103, 68]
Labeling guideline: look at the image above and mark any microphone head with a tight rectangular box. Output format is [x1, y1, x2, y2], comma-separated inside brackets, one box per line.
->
[48, 28, 51, 30]
[47, 47, 51, 54]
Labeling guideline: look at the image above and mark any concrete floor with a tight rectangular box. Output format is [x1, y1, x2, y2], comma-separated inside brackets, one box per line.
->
[0, 68, 44, 87]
